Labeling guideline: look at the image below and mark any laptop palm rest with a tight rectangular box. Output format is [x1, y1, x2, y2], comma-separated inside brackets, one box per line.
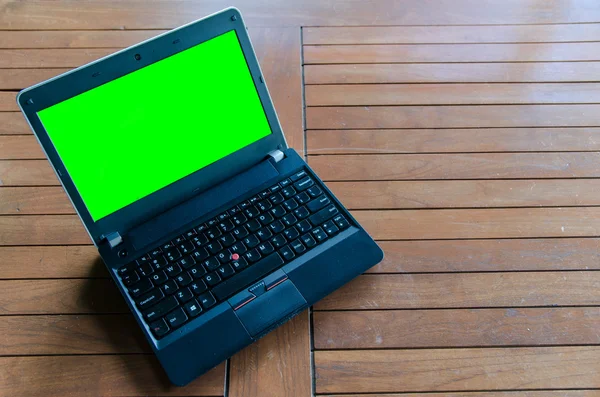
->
[231, 274, 306, 338]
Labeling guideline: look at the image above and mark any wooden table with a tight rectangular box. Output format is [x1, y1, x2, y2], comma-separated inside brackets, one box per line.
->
[1, 1, 600, 396]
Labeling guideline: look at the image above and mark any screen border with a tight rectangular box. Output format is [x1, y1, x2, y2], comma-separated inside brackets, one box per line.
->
[17, 7, 288, 246]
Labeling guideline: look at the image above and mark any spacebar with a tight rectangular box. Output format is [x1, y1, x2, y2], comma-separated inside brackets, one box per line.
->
[213, 253, 285, 301]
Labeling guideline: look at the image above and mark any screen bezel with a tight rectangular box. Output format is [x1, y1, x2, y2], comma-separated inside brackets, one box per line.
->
[17, 8, 287, 246]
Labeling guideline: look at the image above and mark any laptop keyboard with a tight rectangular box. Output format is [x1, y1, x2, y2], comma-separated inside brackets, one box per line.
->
[117, 169, 351, 339]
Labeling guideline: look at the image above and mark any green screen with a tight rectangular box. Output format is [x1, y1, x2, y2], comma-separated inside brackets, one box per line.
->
[38, 30, 272, 221]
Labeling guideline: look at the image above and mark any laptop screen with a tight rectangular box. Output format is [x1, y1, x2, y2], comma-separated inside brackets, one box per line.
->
[37, 30, 272, 221]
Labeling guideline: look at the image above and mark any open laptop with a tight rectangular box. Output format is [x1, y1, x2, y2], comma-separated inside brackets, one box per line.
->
[18, 7, 383, 386]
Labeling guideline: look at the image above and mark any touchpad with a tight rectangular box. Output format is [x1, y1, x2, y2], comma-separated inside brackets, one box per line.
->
[233, 278, 306, 337]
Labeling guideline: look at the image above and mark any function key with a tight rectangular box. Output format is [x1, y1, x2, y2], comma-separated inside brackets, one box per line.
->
[270, 184, 282, 193]
[184, 299, 203, 318]
[136, 256, 151, 266]
[161, 242, 174, 251]
[294, 177, 314, 191]
[229, 206, 241, 216]
[239, 201, 251, 210]
[207, 218, 218, 227]
[259, 190, 271, 199]
[165, 307, 188, 329]
[195, 223, 208, 233]
[249, 195, 260, 204]
[307, 185, 322, 198]
[218, 212, 230, 221]
[279, 178, 292, 188]
[149, 248, 162, 258]
[290, 170, 307, 181]
[172, 235, 186, 244]
[149, 318, 170, 338]
[185, 229, 197, 239]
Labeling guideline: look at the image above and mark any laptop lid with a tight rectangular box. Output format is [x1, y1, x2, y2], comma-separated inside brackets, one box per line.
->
[17, 8, 287, 246]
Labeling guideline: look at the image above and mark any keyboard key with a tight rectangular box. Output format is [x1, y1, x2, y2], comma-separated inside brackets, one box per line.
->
[137, 256, 151, 266]
[164, 248, 182, 262]
[130, 278, 153, 297]
[207, 241, 223, 254]
[218, 212, 230, 220]
[191, 248, 209, 262]
[245, 249, 262, 263]
[259, 190, 270, 198]
[249, 195, 260, 204]
[307, 195, 330, 212]
[189, 265, 207, 279]
[233, 226, 249, 239]
[203, 257, 220, 271]
[309, 204, 339, 226]
[178, 256, 196, 269]
[271, 205, 286, 218]
[258, 212, 274, 225]
[231, 257, 248, 271]
[282, 213, 298, 227]
[204, 272, 222, 287]
[269, 220, 285, 233]
[189, 280, 208, 295]
[230, 242, 248, 255]
[185, 229, 197, 239]
[150, 270, 168, 285]
[118, 262, 137, 276]
[284, 227, 300, 240]
[283, 198, 299, 211]
[217, 264, 235, 279]
[161, 242, 174, 251]
[257, 200, 272, 212]
[296, 192, 310, 204]
[333, 215, 350, 230]
[280, 245, 295, 261]
[245, 205, 260, 218]
[217, 249, 232, 264]
[228, 206, 241, 216]
[144, 296, 178, 321]
[272, 234, 287, 248]
[280, 178, 292, 187]
[192, 234, 209, 247]
[219, 219, 235, 232]
[294, 176, 314, 191]
[246, 219, 261, 232]
[137, 289, 164, 309]
[301, 233, 317, 248]
[239, 201, 251, 210]
[175, 271, 193, 287]
[138, 263, 154, 277]
[165, 307, 188, 329]
[307, 185, 322, 198]
[149, 248, 163, 258]
[270, 192, 285, 204]
[161, 279, 178, 295]
[232, 213, 248, 226]
[297, 220, 312, 234]
[195, 223, 208, 233]
[165, 263, 182, 277]
[282, 186, 296, 198]
[244, 235, 260, 248]
[207, 218, 218, 227]
[121, 270, 139, 286]
[150, 256, 167, 270]
[323, 221, 340, 236]
[149, 318, 170, 338]
[258, 241, 275, 255]
[198, 292, 217, 310]
[257, 227, 273, 241]
[270, 184, 282, 193]
[212, 253, 284, 301]
[206, 227, 222, 239]
[175, 287, 194, 303]
[172, 235, 186, 244]
[178, 241, 194, 255]
[312, 227, 328, 242]
[184, 299, 203, 318]
[290, 170, 307, 181]
[219, 233, 236, 247]
[291, 239, 306, 254]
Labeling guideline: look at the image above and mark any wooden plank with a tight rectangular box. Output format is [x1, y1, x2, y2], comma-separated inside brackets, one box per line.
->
[306, 105, 600, 129]
[0, 30, 165, 48]
[313, 308, 600, 349]
[314, 347, 600, 393]
[3, 0, 600, 29]
[0, 136, 44, 159]
[303, 24, 600, 45]
[309, 153, 600, 181]
[0, 246, 103, 278]
[0, 69, 70, 90]
[0, 215, 89, 245]
[0, 356, 224, 397]
[0, 160, 58, 186]
[315, 272, 600, 310]
[306, 128, 600, 154]
[370, 239, 600, 273]
[0, 48, 116, 68]
[321, 392, 600, 397]
[304, 42, 600, 64]
[0, 112, 30, 135]
[0, 187, 74, 215]
[328, 180, 600, 209]
[229, 311, 311, 397]
[304, 62, 600, 84]
[355, 208, 600, 240]
[0, 314, 149, 355]
[305, 83, 600, 106]
[0, 279, 126, 314]
[0, 91, 18, 111]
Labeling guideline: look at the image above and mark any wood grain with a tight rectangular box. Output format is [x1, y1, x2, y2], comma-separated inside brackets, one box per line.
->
[0, 246, 103, 278]
[313, 308, 600, 349]
[0, 91, 18, 111]
[316, 272, 600, 310]
[0, 48, 116, 68]
[0, 279, 126, 314]
[304, 62, 600, 84]
[355, 208, 600, 240]
[0, 215, 89, 245]
[0, 314, 149, 354]
[0, 69, 70, 90]
[310, 153, 600, 181]
[303, 24, 600, 45]
[321, 393, 600, 397]
[0, 357, 224, 397]
[304, 42, 600, 64]
[0, 30, 165, 48]
[370, 239, 600, 273]
[306, 83, 600, 106]
[307, 128, 600, 154]
[0, 136, 44, 159]
[0, 160, 58, 185]
[0, 112, 30, 135]
[315, 347, 600, 393]
[306, 105, 600, 129]
[0, 187, 74, 215]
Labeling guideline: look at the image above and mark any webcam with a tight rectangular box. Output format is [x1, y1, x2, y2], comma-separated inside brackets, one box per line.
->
[134, 53, 142, 61]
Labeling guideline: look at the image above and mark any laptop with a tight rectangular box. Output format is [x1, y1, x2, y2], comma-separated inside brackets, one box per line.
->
[18, 7, 383, 386]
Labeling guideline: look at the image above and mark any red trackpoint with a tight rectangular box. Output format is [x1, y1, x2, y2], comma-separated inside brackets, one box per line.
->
[231, 253, 240, 260]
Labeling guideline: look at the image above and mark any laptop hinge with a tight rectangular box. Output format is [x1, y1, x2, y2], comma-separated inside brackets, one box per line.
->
[101, 231, 123, 248]
[267, 149, 285, 163]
